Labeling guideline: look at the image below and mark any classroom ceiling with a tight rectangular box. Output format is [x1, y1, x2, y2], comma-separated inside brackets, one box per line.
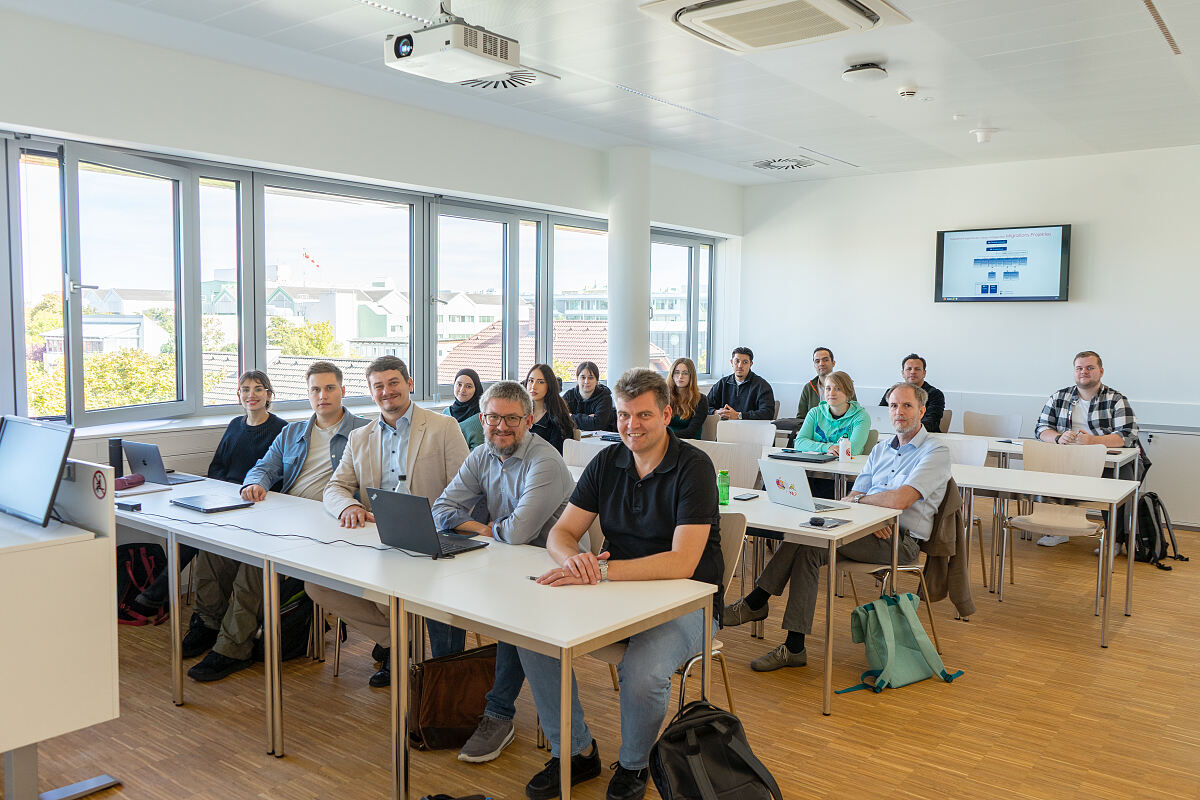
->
[11, 0, 1200, 185]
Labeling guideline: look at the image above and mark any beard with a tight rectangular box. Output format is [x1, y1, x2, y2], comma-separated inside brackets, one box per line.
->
[485, 434, 521, 458]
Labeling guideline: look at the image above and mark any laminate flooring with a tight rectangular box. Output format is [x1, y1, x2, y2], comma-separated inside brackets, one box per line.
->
[6, 529, 1200, 799]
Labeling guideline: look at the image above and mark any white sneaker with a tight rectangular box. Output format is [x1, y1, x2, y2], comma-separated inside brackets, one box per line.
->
[1037, 535, 1070, 547]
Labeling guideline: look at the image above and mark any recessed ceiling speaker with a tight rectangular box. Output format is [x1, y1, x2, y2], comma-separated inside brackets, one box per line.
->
[842, 63, 888, 83]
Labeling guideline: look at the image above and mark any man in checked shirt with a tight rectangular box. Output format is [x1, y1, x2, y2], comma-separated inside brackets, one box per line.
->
[1033, 349, 1149, 547]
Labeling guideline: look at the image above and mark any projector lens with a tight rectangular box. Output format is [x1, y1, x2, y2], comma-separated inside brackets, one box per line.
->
[396, 35, 413, 58]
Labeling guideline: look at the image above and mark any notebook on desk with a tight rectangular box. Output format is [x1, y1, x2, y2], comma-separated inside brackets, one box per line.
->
[768, 451, 837, 464]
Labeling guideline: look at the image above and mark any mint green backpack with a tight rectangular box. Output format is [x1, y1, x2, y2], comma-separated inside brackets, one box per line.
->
[837, 592, 963, 694]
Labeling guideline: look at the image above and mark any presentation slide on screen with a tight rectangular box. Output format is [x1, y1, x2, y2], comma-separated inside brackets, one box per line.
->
[939, 226, 1065, 300]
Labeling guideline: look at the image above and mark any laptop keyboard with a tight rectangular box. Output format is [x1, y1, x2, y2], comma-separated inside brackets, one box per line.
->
[814, 501, 838, 511]
[438, 533, 482, 555]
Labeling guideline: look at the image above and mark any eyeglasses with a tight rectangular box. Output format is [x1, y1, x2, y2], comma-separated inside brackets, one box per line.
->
[482, 413, 527, 428]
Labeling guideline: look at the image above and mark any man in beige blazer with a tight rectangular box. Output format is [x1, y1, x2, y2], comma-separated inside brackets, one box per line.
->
[308, 355, 469, 687]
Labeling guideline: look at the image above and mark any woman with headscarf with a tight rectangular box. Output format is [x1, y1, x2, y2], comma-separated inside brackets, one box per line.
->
[443, 368, 485, 450]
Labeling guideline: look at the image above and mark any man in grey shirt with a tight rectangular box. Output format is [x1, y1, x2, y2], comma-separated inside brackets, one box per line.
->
[432, 379, 576, 764]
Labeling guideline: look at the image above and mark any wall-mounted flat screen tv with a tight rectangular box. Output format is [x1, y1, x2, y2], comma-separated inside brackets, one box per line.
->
[935, 224, 1071, 302]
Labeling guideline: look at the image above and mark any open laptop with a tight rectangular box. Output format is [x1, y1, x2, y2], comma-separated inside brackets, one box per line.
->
[757, 458, 847, 513]
[169, 494, 253, 513]
[369, 488, 489, 559]
[123, 441, 204, 485]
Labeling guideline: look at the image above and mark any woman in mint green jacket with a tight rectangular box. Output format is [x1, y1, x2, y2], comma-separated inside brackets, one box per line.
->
[793, 371, 870, 455]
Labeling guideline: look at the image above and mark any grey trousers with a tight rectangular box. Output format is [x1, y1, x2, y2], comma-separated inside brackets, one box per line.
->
[192, 552, 263, 660]
[755, 533, 921, 634]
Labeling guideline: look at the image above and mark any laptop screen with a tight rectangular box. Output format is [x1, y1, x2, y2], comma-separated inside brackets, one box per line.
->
[0, 416, 75, 527]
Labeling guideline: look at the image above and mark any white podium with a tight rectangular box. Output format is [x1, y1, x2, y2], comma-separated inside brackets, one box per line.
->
[1, 460, 120, 800]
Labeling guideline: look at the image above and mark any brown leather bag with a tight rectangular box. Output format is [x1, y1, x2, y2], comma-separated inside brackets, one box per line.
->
[407, 643, 497, 750]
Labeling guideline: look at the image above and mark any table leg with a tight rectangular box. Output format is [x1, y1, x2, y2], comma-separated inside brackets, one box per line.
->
[265, 560, 284, 757]
[1101, 501, 1117, 647]
[559, 647, 573, 800]
[752, 538, 765, 640]
[389, 597, 409, 800]
[823, 540, 836, 716]
[890, 522, 900, 595]
[1126, 487, 1137, 616]
[835, 474, 846, 499]
[3, 745, 120, 800]
[997, 503, 1008, 603]
[701, 603, 712, 701]
[168, 532, 183, 707]
[989, 500, 1000, 593]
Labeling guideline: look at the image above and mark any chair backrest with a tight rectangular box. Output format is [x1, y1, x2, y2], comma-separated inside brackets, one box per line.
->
[716, 419, 776, 446]
[586, 514, 605, 557]
[938, 436, 988, 467]
[938, 408, 953, 433]
[773, 400, 780, 420]
[1021, 440, 1106, 478]
[717, 512, 748, 598]
[864, 428, 880, 453]
[962, 411, 1022, 438]
[700, 413, 720, 441]
[691, 440, 760, 489]
[562, 437, 612, 468]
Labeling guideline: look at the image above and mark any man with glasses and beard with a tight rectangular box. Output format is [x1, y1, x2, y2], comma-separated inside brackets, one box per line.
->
[431, 380, 576, 765]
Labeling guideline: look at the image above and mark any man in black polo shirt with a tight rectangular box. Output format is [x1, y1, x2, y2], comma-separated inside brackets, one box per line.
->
[707, 346, 776, 420]
[516, 368, 722, 800]
[880, 353, 946, 433]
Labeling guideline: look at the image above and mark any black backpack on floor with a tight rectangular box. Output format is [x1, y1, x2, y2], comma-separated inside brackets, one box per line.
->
[252, 577, 313, 662]
[1127, 492, 1188, 570]
[116, 543, 167, 625]
[649, 701, 783, 800]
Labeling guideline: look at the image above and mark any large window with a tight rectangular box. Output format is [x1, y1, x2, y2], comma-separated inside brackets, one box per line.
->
[15, 151, 67, 418]
[261, 183, 411, 402]
[4, 135, 719, 424]
[551, 223, 608, 381]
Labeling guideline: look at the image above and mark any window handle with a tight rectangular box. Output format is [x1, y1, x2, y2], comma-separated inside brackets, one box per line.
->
[430, 296, 448, 305]
[69, 281, 99, 292]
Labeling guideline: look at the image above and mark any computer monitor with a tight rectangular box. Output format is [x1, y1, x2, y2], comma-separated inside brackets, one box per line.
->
[0, 416, 75, 527]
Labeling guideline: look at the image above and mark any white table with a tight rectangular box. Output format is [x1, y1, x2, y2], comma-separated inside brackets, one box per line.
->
[117, 484, 715, 800]
[930, 433, 1141, 479]
[722, 490, 899, 715]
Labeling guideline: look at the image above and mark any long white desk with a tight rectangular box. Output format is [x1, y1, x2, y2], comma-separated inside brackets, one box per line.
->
[759, 449, 1139, 647]
[116, 481, 715, 800]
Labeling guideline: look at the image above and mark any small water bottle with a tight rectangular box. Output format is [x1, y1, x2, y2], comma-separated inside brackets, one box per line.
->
[717, 470, 730, 506]
[838, 436, 851, 462]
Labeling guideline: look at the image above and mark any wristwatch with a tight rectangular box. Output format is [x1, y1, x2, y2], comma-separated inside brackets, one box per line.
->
[598, 560, 609, 582]
[849, 495, 862, 503]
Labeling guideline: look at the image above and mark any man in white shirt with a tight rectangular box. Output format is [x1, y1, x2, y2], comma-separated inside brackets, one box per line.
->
[184, 362, 369, 682]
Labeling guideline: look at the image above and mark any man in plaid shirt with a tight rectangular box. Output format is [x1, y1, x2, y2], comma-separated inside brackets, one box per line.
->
[1033, 349, 1147, 546]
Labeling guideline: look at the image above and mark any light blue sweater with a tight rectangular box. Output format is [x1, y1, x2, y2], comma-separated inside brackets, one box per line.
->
[794, 401, 870, 455]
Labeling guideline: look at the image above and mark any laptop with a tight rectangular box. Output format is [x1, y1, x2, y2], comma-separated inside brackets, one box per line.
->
[757, 458, 847, 513]
[169, 494, 253, 513]
[123, 441, 204, 485]
[369, 488, 489, 559]
[768, 450, 837, 464]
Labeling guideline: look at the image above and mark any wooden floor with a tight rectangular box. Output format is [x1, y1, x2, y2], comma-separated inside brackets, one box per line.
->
[8, 528, 1200, 800]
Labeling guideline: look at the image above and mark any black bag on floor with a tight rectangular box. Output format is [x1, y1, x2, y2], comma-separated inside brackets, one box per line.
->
[116, 543, 167, 625]
[252, 577, 313, 662]
[649, 701, 783, 800]
[1126, 492, 1188, 570]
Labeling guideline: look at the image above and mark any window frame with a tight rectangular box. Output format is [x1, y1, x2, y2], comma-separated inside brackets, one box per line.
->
[651, 228, 716, 378]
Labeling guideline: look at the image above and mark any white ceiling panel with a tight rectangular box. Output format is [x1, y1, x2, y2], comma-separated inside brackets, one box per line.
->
[12, 0, 1200, 185]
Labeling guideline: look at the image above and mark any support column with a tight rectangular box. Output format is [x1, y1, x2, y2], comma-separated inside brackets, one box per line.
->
[607, 147, 651, 381]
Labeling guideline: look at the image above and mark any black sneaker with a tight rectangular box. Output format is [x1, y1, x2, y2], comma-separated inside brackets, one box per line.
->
[368, 664, 390, 688]
[187, 650, 252, 682]
[607, 764, 649, 800]
[372, 643, 389, 665]
[525, 740, 601, 800]
[181, 614, 219, 659]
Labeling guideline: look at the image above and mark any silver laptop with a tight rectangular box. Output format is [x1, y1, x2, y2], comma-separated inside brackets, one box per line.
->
[757, 458, 847, 513]
[169, 494, 253, 513]
[369, 488, 488, 559]
[123, 441, 204, 485]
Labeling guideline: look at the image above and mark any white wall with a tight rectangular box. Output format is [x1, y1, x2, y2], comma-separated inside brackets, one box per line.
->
[741, 146, 1200, 429]
[0, 9, 743, 235]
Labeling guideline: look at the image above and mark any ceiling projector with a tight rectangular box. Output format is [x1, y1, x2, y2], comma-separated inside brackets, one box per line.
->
[385, 21, 520, 83]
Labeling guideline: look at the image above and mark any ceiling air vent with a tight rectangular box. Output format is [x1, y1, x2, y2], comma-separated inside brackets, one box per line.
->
[459, 69, 539, 90]
[640, 0, 910, 52]
[752, 157, 816, 171]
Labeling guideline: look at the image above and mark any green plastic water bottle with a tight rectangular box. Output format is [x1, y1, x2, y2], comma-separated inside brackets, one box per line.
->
[718, 470, 730, 505]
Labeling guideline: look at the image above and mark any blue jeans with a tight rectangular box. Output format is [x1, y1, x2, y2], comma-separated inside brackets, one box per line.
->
[428, 620, 465, 658]
[517, 608, 712, 769]
[483, 642, 525, 721]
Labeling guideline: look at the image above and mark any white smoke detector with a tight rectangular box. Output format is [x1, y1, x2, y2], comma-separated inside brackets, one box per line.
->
[970, 128, 999, 143]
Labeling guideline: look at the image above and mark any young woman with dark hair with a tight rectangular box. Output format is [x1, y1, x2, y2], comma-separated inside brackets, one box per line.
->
[524, 363, 575, 454]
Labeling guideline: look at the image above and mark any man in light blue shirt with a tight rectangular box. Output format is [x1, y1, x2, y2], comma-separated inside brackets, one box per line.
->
[431, 380, 575, 764]
[724, 382, 950, 672]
